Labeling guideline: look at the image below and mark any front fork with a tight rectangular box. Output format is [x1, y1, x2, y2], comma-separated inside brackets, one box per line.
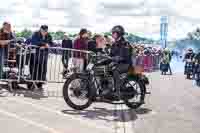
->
[88, 72, 100, 98]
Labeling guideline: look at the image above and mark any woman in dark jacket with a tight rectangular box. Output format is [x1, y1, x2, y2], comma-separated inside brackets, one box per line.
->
[73, 28, 88, 70]
[73, 29, 88, 57]
[0, 22, 15, 79]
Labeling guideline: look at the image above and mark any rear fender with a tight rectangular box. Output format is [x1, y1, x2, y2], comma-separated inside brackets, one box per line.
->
[127, 74, 149, 85]
[139, 75, 150, 85]
[127, 74, 148, 95]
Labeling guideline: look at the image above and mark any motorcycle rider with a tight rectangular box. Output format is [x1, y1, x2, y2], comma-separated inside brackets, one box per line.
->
[109, 25, 132, 97]
[183, 48, 195, 79]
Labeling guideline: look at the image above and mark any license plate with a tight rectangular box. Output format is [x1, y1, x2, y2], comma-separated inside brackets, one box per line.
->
[87, 63, 94, 70]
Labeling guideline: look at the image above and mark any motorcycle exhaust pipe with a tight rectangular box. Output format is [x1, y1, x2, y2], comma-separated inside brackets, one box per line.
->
[145, 91, 151, 94]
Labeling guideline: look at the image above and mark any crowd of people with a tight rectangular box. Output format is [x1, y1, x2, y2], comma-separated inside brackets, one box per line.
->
[61, 29, 164, 74]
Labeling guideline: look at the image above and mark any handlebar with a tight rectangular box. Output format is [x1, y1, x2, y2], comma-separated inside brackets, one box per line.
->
[90, 53, 122, 62]
[89, 52, 125, 67]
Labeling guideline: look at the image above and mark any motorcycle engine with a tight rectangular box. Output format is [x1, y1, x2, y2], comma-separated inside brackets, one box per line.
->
[100, 76, 114, 91]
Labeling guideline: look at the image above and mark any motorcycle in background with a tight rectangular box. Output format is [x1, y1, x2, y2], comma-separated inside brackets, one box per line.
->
[184, 59, 195, 79]
[194, 61, 200, 86]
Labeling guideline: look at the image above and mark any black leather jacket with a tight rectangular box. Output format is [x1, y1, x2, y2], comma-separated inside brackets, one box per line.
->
[110, 37, 132, 64]
[184, 52, 195, 61]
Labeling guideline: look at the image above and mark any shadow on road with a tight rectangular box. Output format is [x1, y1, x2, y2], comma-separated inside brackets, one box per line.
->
[62, 107, 152, 122]
[0, 83, 47, 99]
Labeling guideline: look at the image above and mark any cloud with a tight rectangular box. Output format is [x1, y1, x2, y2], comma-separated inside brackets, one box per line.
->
[97, 0, 177, 16]
[0, 0, 199, 40]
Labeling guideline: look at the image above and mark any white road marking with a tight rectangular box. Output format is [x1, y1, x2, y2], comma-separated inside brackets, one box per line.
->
[4, 97, 112, 132]
[0, 108, 61, 133]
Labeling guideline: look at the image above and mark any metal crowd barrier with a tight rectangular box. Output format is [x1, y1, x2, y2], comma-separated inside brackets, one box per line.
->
[0, 44, 91, 86]
[135, 54, 161, 72]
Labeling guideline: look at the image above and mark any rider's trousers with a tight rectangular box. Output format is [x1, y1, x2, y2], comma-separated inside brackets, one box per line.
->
[113, 64, 130, 92]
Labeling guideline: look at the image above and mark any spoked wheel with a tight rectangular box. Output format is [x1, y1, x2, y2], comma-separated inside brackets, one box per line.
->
[196, 80, 200, 86]
[124, 80, 146, 109]
[63, 74, 94, 110]
[27, 82, 35, 91]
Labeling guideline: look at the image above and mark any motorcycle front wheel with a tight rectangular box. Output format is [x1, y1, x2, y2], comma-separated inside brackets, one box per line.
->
[63, 73, 94, 110]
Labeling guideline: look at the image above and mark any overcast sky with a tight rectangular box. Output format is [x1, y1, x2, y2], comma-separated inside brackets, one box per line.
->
[0, 0, 200, 41]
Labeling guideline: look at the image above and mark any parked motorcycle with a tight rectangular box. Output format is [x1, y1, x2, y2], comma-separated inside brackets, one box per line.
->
[63, 53, 150, 110]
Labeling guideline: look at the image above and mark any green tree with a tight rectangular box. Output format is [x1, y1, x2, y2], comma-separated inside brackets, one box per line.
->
[187, 27, 200, 40]
[55, 31, 65, 40]
[18, 29, 32, 39]
[104, 32, 112, 36]
[50, 31, 65, 40]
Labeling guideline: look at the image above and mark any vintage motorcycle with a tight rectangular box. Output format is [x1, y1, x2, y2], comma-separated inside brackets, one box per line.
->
[63, 53, 150, 110]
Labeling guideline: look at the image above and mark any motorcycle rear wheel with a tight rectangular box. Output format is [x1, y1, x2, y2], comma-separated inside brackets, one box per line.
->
[124, 80, 146, 109]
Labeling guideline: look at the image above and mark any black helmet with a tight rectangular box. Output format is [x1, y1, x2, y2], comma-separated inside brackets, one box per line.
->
[188, 48, 193, 51]
[111, 25, 125, 36]
[40, 25, 48, 32]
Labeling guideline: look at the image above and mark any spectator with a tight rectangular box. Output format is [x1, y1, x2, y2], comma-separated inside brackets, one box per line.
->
[95, 35, 106, 49]
[87, 31, 92, 40]
[30, 25, 53, 89]
[62, 33, 73, 75]
[87, 31, 96, 52]
[104, 35, 112, 45]
[93, 34, 106, 54]
[73, 28, 88, 71]
[160, 48, 172, 75]
[0, 22, 15, 79]
[131, 45, 137, 66]
[104, 35, 112, 54]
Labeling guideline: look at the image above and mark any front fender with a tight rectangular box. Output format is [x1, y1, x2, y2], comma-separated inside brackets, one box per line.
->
[66, 72, 89, 80]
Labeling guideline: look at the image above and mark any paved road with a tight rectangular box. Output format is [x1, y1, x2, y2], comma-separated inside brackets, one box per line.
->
[0, 72, 200, 133]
